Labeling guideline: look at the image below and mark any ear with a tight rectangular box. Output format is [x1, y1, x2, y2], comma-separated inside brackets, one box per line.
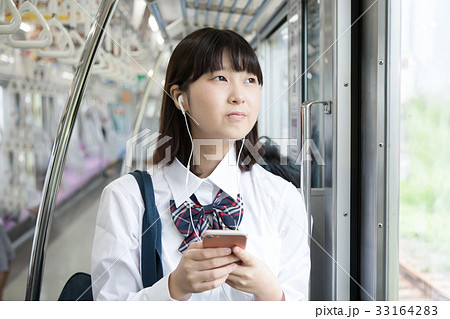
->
[170, 85, 189, 113]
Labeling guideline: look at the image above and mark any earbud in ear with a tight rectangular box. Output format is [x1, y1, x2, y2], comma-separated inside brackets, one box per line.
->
[178, 95, 185, 114]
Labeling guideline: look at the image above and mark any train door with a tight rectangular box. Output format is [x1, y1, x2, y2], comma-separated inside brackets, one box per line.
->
[258, 0, 352, 300]
[299, 0, 352, 301]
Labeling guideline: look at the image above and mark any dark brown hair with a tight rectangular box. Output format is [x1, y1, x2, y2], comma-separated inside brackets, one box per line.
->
[152, 27, 264, 172]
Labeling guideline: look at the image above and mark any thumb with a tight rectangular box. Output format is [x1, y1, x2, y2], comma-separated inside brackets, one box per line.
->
[187, 239, 203, 250]
[232, 246, 253, 265]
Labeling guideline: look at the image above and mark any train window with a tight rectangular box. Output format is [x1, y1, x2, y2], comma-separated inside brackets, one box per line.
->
[258, 22, 289, 155]
[398, 0, 450, 301]
[305, 0, 333, 189]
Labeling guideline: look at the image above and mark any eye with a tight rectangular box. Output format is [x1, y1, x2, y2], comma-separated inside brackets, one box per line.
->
[245, 77, 258, 84]
[213, 75, 227, 81]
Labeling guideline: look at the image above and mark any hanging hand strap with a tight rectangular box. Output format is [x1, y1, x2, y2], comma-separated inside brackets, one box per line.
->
[7, 1, 52, 49]
[0, 0, 21, 34]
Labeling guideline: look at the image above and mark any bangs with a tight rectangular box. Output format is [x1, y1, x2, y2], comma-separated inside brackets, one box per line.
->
[186, 29, 263, 86]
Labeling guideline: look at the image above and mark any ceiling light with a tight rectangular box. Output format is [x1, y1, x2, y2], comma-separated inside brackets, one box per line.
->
[148, 15, 159, 32]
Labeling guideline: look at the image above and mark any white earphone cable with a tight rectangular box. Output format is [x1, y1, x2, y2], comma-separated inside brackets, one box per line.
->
[235, 138, 245, 229]
[181, 106, 200, 241]
[180, 102, 246, 301]
[218, 137, 245, 301]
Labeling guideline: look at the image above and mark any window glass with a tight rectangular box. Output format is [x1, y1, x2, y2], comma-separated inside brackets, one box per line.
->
[259, 23, 289, 155]
[399, 0, 450, 301]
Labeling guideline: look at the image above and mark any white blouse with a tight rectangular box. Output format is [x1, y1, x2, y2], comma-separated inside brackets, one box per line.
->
[91, 145, 310, 300]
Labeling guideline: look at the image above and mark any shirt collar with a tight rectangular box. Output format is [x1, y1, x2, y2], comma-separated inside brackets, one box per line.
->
[164, 143, 240, 208]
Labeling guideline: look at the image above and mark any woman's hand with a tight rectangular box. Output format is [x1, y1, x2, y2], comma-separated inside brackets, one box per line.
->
[225, 246, 285, 301]
[168, 240, 240, 300]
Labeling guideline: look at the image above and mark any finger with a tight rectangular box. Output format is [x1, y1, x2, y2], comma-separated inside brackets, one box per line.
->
[232, 246, 254, 265]
[197, 263, 237, 283]
[187, 254, 240, 273]
[199, 254, 241, 270]
[226, 272, 243, 282]
[200, 273, 230, 292]
[225, 273, 243, 289]
[187, 240, 203, 250]
[190, 247, 233, 261]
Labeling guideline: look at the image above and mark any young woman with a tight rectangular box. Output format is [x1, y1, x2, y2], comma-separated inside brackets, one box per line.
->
[91, 27, 310, 301]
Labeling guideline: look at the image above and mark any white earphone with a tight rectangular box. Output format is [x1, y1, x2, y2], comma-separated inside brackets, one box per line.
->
[178, 95, 185, 115]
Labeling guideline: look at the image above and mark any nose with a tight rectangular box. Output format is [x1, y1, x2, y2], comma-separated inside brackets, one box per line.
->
[227, 83, 245, 105]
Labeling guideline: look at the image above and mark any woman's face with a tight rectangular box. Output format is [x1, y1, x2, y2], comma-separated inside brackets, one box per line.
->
[184, 53, 261, 142]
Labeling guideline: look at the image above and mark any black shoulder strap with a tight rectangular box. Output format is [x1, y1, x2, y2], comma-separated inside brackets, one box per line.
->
[129, 170, 163, 288]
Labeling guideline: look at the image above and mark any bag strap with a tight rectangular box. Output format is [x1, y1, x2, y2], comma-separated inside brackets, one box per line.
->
[129, 170, 163, 288]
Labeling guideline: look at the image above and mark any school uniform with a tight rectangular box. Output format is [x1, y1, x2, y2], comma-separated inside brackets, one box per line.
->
[91, 144, 310, 300]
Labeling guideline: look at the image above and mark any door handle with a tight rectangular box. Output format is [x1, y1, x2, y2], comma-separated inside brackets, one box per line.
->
[300, 100, 332, 236]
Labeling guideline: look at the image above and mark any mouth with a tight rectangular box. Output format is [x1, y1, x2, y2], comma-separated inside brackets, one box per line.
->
[227, 112, 246, 120]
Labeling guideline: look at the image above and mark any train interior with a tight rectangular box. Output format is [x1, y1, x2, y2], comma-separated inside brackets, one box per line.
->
[0, 0, 449, 301]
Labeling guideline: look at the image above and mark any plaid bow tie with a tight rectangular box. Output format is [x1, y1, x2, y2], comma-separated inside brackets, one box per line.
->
[170, 189, 243, 253]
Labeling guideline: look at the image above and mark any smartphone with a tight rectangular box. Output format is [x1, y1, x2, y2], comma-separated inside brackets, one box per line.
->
[203, 230, 247, 249]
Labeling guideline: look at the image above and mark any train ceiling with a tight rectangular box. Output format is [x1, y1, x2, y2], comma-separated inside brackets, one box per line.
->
[0, 0, 285, 83]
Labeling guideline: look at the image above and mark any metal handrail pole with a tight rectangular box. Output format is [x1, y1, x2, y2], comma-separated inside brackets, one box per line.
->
[148, 2, 168, 40]
[121, 48, 166, 175]
[131, 49, 166, 140]
[25, 0, 120, 301]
